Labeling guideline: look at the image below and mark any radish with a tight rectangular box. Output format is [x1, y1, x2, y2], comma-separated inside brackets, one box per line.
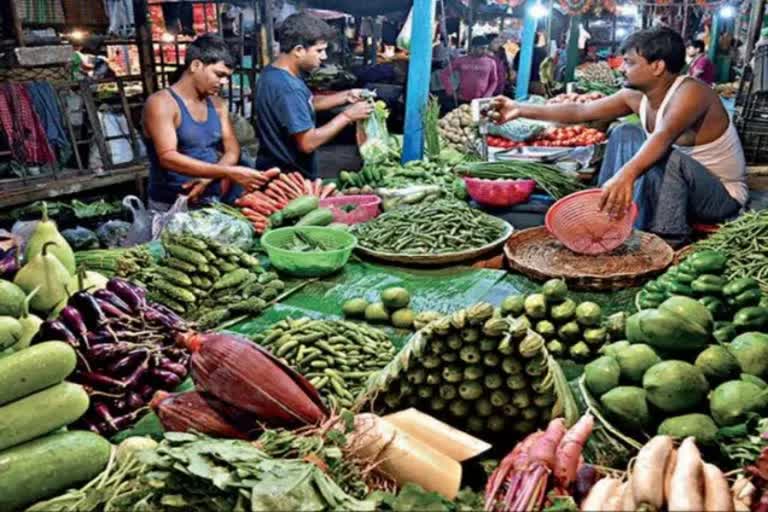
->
[668, 437, 704, 511]
[632, 435, 673, 510]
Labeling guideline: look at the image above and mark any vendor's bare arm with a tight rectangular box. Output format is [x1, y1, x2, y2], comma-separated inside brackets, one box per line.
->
[491, 90, 634, 124]
[312, 91, 348, 111]
[620, 81, 709, 180]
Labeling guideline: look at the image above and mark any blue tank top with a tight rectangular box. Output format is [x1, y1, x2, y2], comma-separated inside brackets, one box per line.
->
[146, 88, 222, 204]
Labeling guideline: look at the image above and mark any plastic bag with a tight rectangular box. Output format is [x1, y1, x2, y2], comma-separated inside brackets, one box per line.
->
[121, 195, 153, 247]
[61, 226, 99, 250]
[97, 220, 131, 248]
[151, 195, 189, 241]
[357, 101, 391, 164]
[162, 205, 254, 250]
[487, 119, 546, 142]
[11, 221, 38, 258]
[396, 8, 414, 51]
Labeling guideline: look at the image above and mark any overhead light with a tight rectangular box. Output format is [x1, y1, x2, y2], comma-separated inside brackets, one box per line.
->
[617, 4, 639, 17]
[719, 4, 735, 18]
[529, 2, 549, 18]
[616, 27, 628, 38]
[70, 29, 85, 41]
[160, 32, 175, 43]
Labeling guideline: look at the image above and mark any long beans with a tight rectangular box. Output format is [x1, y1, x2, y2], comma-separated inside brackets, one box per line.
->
[692, 210, 768, 291]
[353, 200, 505, 254]
[456, 161, 585, 199]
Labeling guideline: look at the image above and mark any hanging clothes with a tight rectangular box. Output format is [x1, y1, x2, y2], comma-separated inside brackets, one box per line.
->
[104, 0, 134, 37]
[25, 81, 71, 163]
[0, 83, 56, 166]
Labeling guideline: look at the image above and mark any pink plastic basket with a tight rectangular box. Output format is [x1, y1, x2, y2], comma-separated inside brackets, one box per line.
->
[319, 195, 381, 225]
[545, 189, 638, 255]
[464, 177, 536, 208]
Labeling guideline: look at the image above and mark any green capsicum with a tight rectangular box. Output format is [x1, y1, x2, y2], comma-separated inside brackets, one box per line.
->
[688, 250, 727, 274]
[732, 306, 768, 331]
[698, 296, 728, 320]
[644, 279, 664, 295]
[727, 288, 763, 309]
[678, 260, 698, 276]
[691, 274, 727, 295]
[723, 277, 760, 297]
[674, 270, 698, 284]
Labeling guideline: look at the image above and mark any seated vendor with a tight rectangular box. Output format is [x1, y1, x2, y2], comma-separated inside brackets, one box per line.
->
[487, 26, 747, 247]
[143, 34, 273, 211]
[255, 13, 373, 179]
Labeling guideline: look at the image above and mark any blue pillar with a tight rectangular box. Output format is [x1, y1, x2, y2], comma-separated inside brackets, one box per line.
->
[709, 13, 721, 63]
[515, 0, 539, 101]
[402, 0, 436, 163]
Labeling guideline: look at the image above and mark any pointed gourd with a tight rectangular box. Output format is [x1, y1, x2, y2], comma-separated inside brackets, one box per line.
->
[14, 242, 71, 314]
[24, 202, 76, 275]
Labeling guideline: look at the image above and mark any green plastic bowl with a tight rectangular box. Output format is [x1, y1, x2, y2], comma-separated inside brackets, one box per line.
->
[261, 226, 357, 277]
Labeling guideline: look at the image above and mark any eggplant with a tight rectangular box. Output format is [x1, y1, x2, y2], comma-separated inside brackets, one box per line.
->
[86, 329, 117, 346]
[79, 371, 128, 390]
[60, 306, 88, 344]
[139, 384, 156, 400]
[106, 278, 145, 311]
[126, 392, 145, 410]
[159, 358, 188, 378]
[39, 320, 79, 347]
[69, 291, 107, 329]
[151, 368, 182, 389]
[103, 407, 148, 432]
[88, 342, 139, 362]
[93, 289, 132, 313]
[95, 297, 129, 319]
[148, 303, 185, 328]
[144, 307, 183, 331]
[0, 247, 18, 278]
[108, 349, 148, 375]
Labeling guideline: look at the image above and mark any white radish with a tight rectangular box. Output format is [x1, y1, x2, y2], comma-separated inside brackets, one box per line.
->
[603, 481, 625, 512]
[581, 477, 621, 511]
[668, 437, 704, 512]
[664, 448, 678, 503]
[702, 463, 733, 512]
[632, 435, 674, 510]
[620, 478, 636, 511]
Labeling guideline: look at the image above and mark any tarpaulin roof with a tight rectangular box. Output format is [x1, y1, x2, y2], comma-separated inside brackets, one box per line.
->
[303, 0, 470, 17]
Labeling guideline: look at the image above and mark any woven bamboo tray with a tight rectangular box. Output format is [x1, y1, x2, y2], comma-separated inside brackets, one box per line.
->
[356, 221, 514, 266]
[504, 226, 674, 291]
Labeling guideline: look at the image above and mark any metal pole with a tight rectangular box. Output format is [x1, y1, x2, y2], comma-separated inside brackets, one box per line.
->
[709, 11, 720, 62]
[565, 15, 581, 84]
[745, 0, 767, 63]
[402, 0, 437, 163]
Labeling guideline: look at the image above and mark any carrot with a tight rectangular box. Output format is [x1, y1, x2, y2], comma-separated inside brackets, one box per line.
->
[266, 184, 288, 202]
[620, 479, 635, 511]
[314, 178, 323, 196]
[554, 414, 594, 489]
[581, 478, 621, 511]
[527, 418, 566, 470]
[302, 176, 313, 195]
[632, 435, 673, 510]
[289, 172, 306, 192]
[664, 448, 677, 504]
[241, 208, 267, 222]
[279, 174, 302, 195]
[702, 463, 733, 512]
[263, 168, 281, 179]
[667, 437, 704, 512]
[320, 182, 337, 199]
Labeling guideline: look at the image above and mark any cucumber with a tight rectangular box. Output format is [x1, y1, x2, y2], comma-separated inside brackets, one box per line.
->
[0, 430, 111, 511]
[0, 381, 89, 451]
[282, 196, 320, 220]
[295, 208, 334, 226]
[0, 341, 76, 406]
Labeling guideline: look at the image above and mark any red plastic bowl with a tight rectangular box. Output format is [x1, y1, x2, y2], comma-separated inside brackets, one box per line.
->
[545, 188, 638, 255]
[319, 195, 381, 225]
[464, 177, 536, 208]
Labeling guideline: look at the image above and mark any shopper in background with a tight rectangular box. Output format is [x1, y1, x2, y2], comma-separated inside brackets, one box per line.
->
[686, 40, 716, 86]
[439, 36, 498, 102]
[488, 35, 510, 95]
[255, 12, 372, 178]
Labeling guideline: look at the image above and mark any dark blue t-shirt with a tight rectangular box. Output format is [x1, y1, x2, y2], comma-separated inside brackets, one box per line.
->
[255, 65, 317, 178]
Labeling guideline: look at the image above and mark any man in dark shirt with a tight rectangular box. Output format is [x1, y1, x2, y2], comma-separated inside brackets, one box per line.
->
[255, 13, 373, 178]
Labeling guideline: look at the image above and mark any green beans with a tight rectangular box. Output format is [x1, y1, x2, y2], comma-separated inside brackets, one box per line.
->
[353, 200, 505, 254]
[253, 319, 396, 409]
[692, 210, 768, 291]
[456, 161, 585, 199]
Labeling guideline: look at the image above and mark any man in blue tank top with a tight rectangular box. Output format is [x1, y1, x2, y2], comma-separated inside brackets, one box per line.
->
[255, 13, 374, 178]
[143, 34, 274, 211]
